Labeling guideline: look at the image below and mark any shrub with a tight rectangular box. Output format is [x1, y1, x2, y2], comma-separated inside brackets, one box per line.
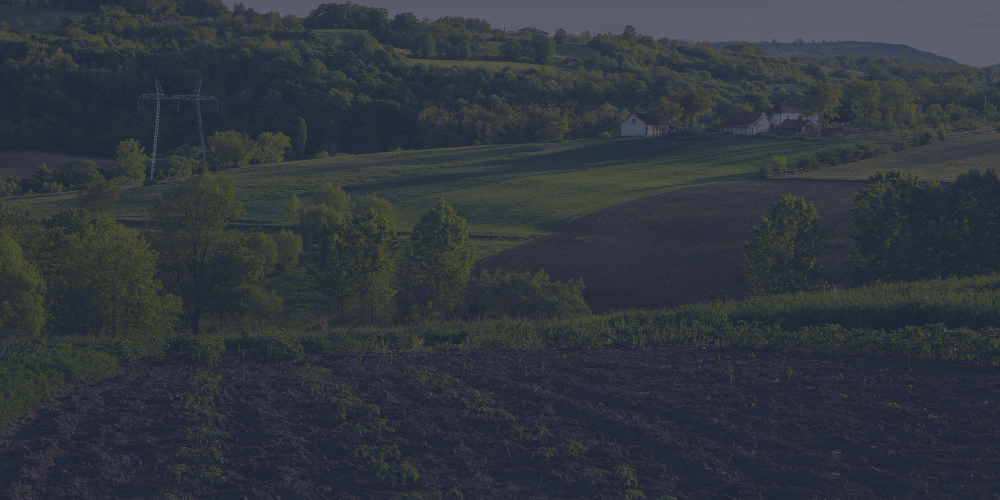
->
[301, 333, 334, 354]
[252, 331, 304, 361]
[467, 269, 591, 320]
[173, 334, 226, 366]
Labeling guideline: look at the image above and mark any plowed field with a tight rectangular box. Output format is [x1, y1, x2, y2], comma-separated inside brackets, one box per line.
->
[3, 347, 1000, 499]
[478, 179, 867, 312]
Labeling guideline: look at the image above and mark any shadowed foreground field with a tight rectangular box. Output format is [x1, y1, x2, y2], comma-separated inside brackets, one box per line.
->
[479, 179, 866, 312]
[2, 347, 999, 499]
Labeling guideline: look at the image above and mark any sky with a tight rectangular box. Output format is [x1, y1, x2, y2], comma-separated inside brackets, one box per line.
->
[236, 0, 1000, 67]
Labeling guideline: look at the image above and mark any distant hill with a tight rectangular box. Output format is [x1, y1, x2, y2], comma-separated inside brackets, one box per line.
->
[710, 40, 958, 65]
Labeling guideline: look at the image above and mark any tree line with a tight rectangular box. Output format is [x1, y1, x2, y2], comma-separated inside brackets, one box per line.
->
[0, 1, 996, 166]
[744, 168, 1000, 295]
[0, 174, 589, 338]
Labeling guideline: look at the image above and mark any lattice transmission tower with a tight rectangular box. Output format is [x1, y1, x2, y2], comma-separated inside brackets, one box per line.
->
[138, 78, 218, 179]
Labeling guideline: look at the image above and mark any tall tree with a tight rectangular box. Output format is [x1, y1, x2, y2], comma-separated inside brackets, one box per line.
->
[948, 169, 1000, 276]
[676, 87, 715, 128]
[349, 208, 397, 324]
[802, 82, 843, 137]
[79, 179, 122, 213]
[744, 194, 826, 294]
[293, 117, 307, 160]
[147, 174, 250, 334]
[403, 198, 474, 320]
[850, 170, 948, 283]
[0, 235, 46, 337]
[43, 210, 180, 337]
[844, 80, 882, 129]
[112, 138, 149, 181]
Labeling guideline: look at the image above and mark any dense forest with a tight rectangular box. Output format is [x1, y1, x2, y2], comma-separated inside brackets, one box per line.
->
[0, 0, 997, 167]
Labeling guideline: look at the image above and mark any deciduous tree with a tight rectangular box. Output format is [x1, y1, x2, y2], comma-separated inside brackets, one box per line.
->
[802, 82, 842, 137]
[744, 194, 826, 294]
[147, 174, 251, 334]
[0, 235, 45, 337]
[402, 198, 474, 320]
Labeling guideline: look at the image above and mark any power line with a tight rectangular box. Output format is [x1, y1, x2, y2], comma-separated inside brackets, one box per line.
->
[744, 0, 905, 41]
[867, 10, 1000, 42]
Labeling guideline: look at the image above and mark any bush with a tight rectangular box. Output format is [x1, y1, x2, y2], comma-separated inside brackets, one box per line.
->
[252, 331, 304, 361]
[467, 269, 590, 320]
[301, 333, 334, 353]
[173, 334, 226, 366]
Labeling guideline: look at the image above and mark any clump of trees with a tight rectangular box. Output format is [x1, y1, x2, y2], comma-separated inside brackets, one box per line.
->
[0, 174, 590, 338]
[850, 169, 1000, 284]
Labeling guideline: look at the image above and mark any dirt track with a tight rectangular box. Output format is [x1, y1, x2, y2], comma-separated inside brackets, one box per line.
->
[478, 179, 866, 313]
[3, 347, 999, 499]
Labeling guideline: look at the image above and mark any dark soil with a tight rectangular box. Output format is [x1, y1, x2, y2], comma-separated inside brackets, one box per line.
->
[477, 179, 867, 313]
[4, 347, 1000, 499]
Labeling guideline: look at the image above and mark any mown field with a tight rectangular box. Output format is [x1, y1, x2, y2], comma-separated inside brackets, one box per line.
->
[5, 136, 834, 241]
[795, 132, 1000, 181]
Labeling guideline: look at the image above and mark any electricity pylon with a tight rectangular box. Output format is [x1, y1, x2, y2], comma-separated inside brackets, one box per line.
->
[138, 78, 218, 179]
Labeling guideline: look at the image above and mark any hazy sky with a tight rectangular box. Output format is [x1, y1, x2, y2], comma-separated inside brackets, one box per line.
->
[236, 0, 1000, 66]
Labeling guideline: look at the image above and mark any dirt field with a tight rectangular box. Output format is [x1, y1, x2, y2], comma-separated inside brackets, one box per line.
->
[0, 151, 115, 180]
[478, 179, 867, 313]
[2, 347, 999, 499]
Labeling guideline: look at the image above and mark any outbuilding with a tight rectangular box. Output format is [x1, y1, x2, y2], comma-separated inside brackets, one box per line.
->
[719, 111, 771, 135]
[779, 118, 815, 136]
[621, 112, 661, 136]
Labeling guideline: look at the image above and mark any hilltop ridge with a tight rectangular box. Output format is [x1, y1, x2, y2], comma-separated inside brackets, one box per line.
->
[710, 40, 958, 65]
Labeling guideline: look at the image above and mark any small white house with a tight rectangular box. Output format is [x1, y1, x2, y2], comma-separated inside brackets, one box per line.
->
[719, 111, 771, 135]
[621, 112, 663, 136]
[770, 102, 818, 129]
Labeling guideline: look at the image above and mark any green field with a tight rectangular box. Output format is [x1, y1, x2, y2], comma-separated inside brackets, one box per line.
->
[793, 132, 1000, 181]
[7, 136, 839, 239]
[0, 5, 86, 32]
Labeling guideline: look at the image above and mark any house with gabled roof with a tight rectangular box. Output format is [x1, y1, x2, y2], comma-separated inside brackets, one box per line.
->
[621, 112, 683, 136]
[719, 111, 770, 135]
[771, 102, 817, 130]
[160, 13, 183, 26]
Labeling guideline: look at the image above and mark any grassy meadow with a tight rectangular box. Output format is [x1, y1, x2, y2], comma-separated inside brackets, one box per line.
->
[795, 132, 1000, 181]
[6, 135, 836, 241]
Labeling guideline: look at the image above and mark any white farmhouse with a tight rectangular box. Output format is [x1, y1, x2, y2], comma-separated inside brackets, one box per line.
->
[621, 112, 665, 136]
[770, 102, 818, 129]
[719, 111, 771, 135]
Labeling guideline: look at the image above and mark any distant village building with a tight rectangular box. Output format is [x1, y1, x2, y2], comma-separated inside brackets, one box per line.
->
[770, 102, 817, 129]
[719, 111, 771, 135]
[517, 27, 549, 36]
[160, 13, 183, 26]
[562, 57, 577, 66]
[778, 118, 815, 136]
[621, 112, 683, 136]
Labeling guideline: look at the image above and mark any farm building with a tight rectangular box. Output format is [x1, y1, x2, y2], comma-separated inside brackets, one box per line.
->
[621, 113, 683, 136]
[778, 118, 815, 136]
[517, 27, 549, 36]
[160, 13, 182, 26]
[719, 111, 771, 135]
[562, 57, 577, 66]
[770, 102, 817, 129]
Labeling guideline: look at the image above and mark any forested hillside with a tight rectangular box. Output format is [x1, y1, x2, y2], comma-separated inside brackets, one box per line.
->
[0, 0, 996, 165]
